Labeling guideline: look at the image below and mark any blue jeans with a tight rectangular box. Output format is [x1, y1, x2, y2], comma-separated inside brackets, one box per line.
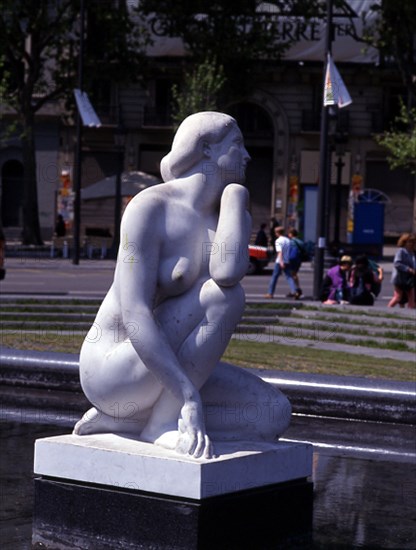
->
[268, 263, 297, 296]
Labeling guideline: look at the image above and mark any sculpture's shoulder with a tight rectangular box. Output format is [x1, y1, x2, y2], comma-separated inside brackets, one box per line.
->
[122, 184, 169, 223]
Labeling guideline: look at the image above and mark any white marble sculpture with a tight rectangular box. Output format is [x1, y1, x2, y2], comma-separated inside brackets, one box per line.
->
[74, 111, 291, 458]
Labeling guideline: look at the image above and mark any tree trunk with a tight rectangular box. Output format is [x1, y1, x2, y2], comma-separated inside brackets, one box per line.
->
[21, 112, 43, 245]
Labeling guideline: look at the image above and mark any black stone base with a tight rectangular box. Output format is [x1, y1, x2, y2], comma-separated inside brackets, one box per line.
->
[33, 476, 313, 549]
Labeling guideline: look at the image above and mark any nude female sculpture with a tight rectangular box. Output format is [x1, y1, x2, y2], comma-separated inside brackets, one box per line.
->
[74, 112, 291, 458]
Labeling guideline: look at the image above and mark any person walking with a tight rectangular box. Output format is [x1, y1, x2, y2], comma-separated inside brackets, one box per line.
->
[388, 233, 416, 309]
[287, 228, 304, 299]
[265, 226, 297, 298]
[254, 223, 268, 247]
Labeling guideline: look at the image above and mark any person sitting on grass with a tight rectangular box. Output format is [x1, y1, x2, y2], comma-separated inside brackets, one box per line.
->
[349, 255, 379, 306]
[321, 255, 352, 305]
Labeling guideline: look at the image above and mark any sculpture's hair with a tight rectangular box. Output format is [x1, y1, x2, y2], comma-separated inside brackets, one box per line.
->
[160, 112, 237, 181]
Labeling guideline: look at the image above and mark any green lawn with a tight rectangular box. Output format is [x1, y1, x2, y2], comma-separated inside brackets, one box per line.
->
[1, 331, 414, 382]
[223, 340, 414, 382]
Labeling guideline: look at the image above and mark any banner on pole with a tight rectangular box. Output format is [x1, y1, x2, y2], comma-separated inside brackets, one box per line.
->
[74, 89, 102, 127]
[323, 53, 352, 108]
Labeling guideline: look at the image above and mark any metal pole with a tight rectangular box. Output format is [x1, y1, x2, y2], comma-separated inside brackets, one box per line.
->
[334, 154, 344, 244]
[110, 136, 124, 259]
[313, 0, 333, 300]
[72, 0, 85, 265]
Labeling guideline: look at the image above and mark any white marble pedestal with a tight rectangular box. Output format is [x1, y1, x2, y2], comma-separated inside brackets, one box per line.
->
[33, 434, 313, 549]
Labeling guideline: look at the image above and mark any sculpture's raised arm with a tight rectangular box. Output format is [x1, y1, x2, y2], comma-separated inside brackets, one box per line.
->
[210, 183, 251, 287]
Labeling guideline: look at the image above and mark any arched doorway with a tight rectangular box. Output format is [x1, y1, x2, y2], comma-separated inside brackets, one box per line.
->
[1, 160, 24, 226]
[228, 103, 274, 234]
[228, 94, 289, 242]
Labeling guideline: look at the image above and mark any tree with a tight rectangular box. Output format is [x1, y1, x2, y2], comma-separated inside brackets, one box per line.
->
[171, 56, 226, 128]
[357, 0, 416, 106]
[350, 0, 416, 172]
[0, 0, 150, 244]
[375, 100, 416, 173]
[137, 0, 323, 102]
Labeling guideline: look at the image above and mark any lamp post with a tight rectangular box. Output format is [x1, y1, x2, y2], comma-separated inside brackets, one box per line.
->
[72, 0, 85, 265]
[312, 0, 333, 300]
[333, 144, 345, 246]
[110, 126, 126, 259]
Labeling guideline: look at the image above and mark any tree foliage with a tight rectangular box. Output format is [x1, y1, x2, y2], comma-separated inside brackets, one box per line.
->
[137, 0, 323, 100]
[358, 0, 416, 105]
[0, 0, 150, 244]
[171, 57, 226, 128]
[354, 0, 416, 174]
[376, 100, 416, 174]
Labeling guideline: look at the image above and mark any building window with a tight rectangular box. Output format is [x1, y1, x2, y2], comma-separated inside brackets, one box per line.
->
[143, 79, 175, 127]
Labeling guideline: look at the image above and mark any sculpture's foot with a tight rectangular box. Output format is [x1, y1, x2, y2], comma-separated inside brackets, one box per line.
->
[73, 407, 143, 436]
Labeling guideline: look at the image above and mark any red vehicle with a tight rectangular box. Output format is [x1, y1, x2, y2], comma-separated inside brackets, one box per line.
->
[247, 245, 270, 275]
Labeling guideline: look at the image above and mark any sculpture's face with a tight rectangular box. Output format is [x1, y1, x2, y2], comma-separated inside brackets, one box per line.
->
[215, 127, 251, 185]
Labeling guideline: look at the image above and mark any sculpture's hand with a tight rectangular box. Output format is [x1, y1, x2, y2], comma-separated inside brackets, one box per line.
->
[176, 399, 214, 459]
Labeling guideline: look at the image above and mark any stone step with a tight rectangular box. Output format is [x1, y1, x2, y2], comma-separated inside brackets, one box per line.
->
[270, 324, 415, 350]
[1, 298, 413, 355]
[289, 309, 416, 328]
[0, 321, 91, 330]
[1, 304, 99, 313]
[292, 305, 416, 322]
[232, 332, 416, 363]
[235, 324, 415, 352]
[275, 316, 415, 338]
[1, 312, 96, 322]
[244, 306, 299, 317]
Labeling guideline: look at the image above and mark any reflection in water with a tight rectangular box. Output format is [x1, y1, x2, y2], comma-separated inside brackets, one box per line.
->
[313, 452, 416, 549]
[0, 423, 64, 550]
[1, 421, 415, 549]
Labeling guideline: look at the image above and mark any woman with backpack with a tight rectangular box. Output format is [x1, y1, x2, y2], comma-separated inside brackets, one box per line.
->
[287, 228, 305, 300]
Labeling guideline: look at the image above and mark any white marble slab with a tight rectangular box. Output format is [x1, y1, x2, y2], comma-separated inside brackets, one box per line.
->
[34, 434, 312, 500]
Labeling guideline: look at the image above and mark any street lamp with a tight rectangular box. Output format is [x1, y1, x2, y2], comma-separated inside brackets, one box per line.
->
[72, 0, 85, 265]
[312, 0, 333, 300]
[333, 138, 347, 247]
[110, 125, 126, 259]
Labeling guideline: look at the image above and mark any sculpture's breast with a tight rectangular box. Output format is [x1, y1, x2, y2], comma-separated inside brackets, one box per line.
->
[158, 255, 200, 296]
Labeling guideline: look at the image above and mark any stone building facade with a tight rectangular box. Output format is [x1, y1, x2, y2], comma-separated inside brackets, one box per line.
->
[1, 4, 415, 245]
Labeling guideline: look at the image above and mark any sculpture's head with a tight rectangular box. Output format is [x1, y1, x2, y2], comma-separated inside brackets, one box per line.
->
[160, 111, 248, 183]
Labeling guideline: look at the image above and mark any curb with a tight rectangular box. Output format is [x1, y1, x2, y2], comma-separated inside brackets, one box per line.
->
[1, 348, 414, 427]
